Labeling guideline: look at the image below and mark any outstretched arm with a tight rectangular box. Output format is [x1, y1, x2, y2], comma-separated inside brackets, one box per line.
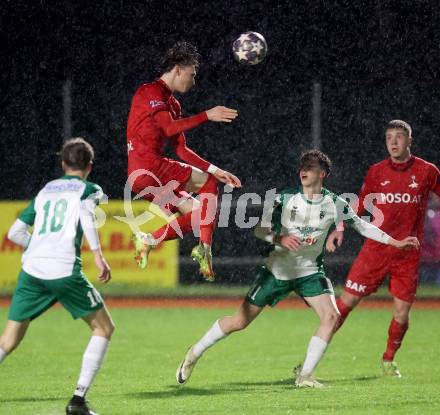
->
[153, 106, 238, 138]
[154, 111, 208, 137]
[171, 133, 242, 187]
[171, 133, 211, 172]
[341, 203, 419, 249]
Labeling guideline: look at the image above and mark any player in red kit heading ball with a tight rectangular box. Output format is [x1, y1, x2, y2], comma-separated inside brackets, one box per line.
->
[326, 120, 440, 377]
[127, 42, 241, 280]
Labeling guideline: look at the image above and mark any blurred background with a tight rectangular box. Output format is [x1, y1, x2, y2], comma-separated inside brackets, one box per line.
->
[1, 0, 439, 294]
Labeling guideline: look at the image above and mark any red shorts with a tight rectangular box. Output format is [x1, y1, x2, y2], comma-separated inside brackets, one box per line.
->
[128, 157, 193, 210]
[343, 242, 420, 303]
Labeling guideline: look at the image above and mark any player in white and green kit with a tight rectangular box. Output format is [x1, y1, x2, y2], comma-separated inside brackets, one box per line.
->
[0, 138, 115, 415]
[176, 150, 419, 388]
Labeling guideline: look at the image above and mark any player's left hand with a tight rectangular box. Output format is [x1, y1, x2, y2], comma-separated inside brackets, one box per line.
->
[390, 236, 420, 250]
[94, 253, 112, 283]
[213, 169, 242, 188]
[206, 106, 238, 123]
[326, 230, 344, 252]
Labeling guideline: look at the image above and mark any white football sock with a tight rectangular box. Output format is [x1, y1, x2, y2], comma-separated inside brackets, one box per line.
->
[74, 336, 109, 398]
[192, 320, 227, 357]
[0, 347, 7, 363]
[301, 336, 328, 376]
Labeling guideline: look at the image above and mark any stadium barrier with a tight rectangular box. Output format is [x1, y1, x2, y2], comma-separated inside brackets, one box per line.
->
[0, 201, 178, 290]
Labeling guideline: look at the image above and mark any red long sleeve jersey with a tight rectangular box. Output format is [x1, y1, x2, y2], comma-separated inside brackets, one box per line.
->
[357, 156, 440, 243]
[126, 79, 209, 175]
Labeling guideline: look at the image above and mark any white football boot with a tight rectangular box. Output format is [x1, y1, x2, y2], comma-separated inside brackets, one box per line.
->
[293, 364, 325, 388]
[176, 347, 200, 385]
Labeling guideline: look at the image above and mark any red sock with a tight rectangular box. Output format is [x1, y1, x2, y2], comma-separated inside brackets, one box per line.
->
[383, 318, 408, 361]
[335, 298, 353, 332]
[196, 175, 218, 245]
[152, 211, 193, 242]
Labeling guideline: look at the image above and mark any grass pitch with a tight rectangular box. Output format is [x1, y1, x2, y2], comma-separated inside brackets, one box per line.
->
[0, 305, 439, 414]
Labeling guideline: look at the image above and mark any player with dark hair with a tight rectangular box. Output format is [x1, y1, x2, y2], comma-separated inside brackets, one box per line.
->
[327, 120, 440, 377]
[176, 150, 418, 388]
[0, 138, 114, 415]
[127, 41, 241, 280]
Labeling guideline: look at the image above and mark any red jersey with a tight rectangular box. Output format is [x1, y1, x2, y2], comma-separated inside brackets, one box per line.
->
[126, 79, 210, 178]
[357, 156, 440, 244]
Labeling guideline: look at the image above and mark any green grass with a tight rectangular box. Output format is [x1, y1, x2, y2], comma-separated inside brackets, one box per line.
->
[2, 282, 440, 298]
[0, 306, 439, 414]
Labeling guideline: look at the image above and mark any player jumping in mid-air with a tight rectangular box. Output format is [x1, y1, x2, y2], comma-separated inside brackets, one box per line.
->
[0, 138, 114, 415]
[127, 41, 241, 280]
[176, 150, 419, 388]
[326, 120, 440, 378]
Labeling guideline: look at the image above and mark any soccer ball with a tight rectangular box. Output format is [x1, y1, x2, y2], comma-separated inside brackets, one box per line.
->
[232, 32, 267, 65]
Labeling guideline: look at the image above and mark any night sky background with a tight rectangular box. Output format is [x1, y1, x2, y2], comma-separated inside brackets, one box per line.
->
[1, 0, 439, 283]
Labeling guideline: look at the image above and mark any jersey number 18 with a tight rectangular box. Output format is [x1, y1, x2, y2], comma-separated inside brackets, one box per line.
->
[38, 199, 68, 235]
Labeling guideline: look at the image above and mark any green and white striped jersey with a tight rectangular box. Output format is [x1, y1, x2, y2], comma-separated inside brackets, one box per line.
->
[255, 187, 390, 280]
[17, 175, 104, 279]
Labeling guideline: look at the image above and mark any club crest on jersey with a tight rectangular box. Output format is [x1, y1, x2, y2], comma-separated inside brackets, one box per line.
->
[149, 100, 165, 108]
[319, 210, 326, 219]
[127, 140, 134, 153]
[289, 206, 298, 222]
[408, 175, 418, 189]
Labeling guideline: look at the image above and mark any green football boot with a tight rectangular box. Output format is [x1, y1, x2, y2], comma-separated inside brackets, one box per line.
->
[381, 360, 402, 378]
[191, 243, 215, 281]
[132, 232, 157, 269]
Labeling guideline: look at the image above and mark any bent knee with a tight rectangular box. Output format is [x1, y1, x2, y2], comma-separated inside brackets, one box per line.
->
[104, 321, 116, 339]
[232, 317, 251, 331]
[322, 312, 340, 327]
[393, 310, 410, 325]
[93, 321, 115, 340]
[341, 291, 361, 309]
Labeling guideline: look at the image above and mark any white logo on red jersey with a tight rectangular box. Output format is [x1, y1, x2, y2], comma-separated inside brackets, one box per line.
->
[149, 100, 165, 108]
[380, 193, 421, 204]
[380, 180, 390, 186]
[408, 175, 418, 189]
[127, 140, 134, 153]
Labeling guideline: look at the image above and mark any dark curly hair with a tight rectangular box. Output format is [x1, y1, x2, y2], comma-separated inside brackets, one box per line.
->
[160, 41, 201, 74]
[299, 149, 332, 175]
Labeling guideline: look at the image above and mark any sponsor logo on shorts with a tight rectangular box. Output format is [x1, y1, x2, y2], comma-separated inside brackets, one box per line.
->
[380, 193, 421, 204]
[346, 279, 366, 293]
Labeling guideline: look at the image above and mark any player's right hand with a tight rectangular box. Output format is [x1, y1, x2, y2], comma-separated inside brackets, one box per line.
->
[390, 236, 420, 250]
[326, 230, 344, 252]
[277, 235, 302, 252]
[206, 106, 238, 122]
[94, 252, 112, 283]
